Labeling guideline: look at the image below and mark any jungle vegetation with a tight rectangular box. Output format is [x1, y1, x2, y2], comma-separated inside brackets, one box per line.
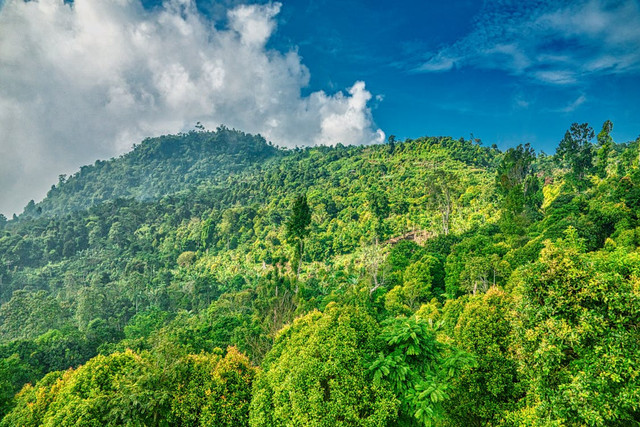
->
[1, 122, 639, 426]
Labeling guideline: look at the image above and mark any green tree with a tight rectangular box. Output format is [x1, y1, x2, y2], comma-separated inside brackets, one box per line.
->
[556, 122, 595, 185]
[510, 231, 640, 425]
[285, 194, 312, 276]
[496, 143, 541, 231]
[385, 256, 439, 315]
[443, 287, 523, 426]
[2, 347, 257, 426]
[34, 350, 165, 426]
[367, 188, 390, 241]
[250, 304, 399, 426]
[370, 315, 475, 425]
[0, 354, 37, 418]
[428, 169, 462, 236]
[0, 371, 66, 427]
[168, 347, 257, 426]
[595, 119, 614, 178]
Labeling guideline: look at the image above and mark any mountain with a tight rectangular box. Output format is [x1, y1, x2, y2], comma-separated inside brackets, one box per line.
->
[28, 127, 282, 217]
[1, 123, 639, 426]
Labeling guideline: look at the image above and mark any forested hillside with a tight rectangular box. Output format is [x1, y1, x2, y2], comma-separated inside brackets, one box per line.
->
[28, 126, 282, 217]
[1, 123, 639, 426]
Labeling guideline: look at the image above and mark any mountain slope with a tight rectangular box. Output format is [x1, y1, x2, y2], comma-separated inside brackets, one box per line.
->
[27, 127, 282, 217]
[2, 125, 639, 426]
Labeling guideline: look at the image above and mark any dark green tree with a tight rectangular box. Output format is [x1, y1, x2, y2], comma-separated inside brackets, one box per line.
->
[556, 122, 595, 185]
[370, 315, 475, 425]
[496, 143, 542, 231]
[387, 135, 397, 153]
[367, 188, 390, 242]
[596, 120, 614, 178]
[285, 194, 312, 276]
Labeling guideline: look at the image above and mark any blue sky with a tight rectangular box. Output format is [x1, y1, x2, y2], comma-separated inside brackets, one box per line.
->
[1, 0, 639, 215]
[264, 0, 640, 151]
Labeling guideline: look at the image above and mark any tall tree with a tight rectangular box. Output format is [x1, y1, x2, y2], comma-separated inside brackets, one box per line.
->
[285, 194, 312, 276]
[428, 169, 461, 236]
[596, 120, 614, 178]
[556, 122, 595, 184]
[496, 143, 541, 231]
[367, 188, 390, 242]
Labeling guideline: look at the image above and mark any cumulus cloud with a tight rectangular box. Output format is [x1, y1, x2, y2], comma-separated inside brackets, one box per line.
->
[0, 0, 384, 216]
[417, 0, 640, 84]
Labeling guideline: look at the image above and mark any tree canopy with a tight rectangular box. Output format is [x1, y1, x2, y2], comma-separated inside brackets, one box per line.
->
[1, 122, 639, 426]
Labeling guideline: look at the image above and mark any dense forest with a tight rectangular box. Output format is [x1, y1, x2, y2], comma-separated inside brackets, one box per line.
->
[1, 122, 639, 426]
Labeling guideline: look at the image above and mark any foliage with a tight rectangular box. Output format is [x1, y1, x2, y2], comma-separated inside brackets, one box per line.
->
[370, 315, 475, 426]
[168, 347, 257, 426]
[250, 304, 399, 426]
[556, 122, 595, 185]
[496, 143, 542, 231]
[443, 287, 523, 425]
[596, 120, 614, 178]
[33, 127, 282, 217]
[0, 290, 72, 341]
[2, 347, 256, 427]
[1, 123, 639, 425]
[510, 233, 640, 425]
[285, 193, 312, 275]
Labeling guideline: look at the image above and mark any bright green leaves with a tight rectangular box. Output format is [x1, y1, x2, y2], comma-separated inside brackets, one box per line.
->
[0, 371, 66, 427]
[371, 315, 475, 426]
[250, 304, 399, 426]
[168, 347, 256, 426]
[2, 347, 256, 427]
[380, 316, 440, 359]
[443, 288, 523, 425]
[511, 238, 640, 425]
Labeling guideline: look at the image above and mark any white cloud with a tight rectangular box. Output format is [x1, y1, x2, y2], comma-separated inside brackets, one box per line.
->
[0, 0, 384, 216]
[417, 54, 457, 72]
[416, 0, 640, 85]
[512, 92, 531, 109]
[315, 81, 385, 146]
[228, 2, 280, 47]
[533, 70, 577, 85]
[556, 94, 587, 113]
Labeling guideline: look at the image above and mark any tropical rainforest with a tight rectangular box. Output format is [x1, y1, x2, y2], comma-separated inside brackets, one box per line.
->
[0, 121, 639, 426]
